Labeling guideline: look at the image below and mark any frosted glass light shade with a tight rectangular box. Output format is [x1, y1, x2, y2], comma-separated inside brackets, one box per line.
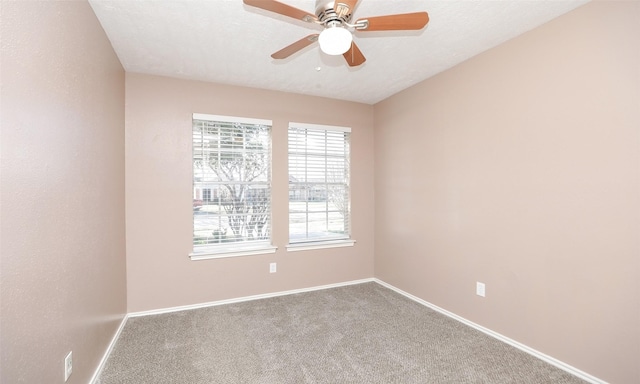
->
[318, 26, 353, 55]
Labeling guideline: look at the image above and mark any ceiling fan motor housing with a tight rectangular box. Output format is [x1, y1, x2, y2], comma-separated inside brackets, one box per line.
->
[315, 0, 353, 24]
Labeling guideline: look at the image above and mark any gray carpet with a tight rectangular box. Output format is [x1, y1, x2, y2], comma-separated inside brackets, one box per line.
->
[96, 282, 586, 383]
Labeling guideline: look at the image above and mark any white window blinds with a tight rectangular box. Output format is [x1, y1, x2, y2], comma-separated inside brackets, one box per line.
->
[288, 123, 351, 243]
[192, 114, 272, 251]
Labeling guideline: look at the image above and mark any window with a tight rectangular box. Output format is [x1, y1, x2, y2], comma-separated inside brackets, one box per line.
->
[191, 114, 275, 259]
[288, 123, 353, 249]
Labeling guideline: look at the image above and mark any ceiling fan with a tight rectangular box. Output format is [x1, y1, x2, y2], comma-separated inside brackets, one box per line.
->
[243, 0, 429, 67]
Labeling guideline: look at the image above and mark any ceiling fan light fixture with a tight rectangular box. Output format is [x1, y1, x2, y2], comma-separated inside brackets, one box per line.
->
[318, 24, 352, 55]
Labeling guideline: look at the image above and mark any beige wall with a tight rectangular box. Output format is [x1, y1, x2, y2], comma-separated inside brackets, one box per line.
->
[125, 73, 374, 312]
[374, 2, 639, 383]
[0, 1, 126, 383]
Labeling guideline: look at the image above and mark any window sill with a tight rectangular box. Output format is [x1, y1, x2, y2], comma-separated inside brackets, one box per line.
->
[189, 244, 277, 261]
[286, 239, 356, 252]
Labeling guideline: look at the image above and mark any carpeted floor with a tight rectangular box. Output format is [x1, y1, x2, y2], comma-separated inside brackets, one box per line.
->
[96, 282, 586, 383]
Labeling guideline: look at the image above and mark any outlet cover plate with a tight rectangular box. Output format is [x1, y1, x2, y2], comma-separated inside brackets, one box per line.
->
[476, 282, 486, 297]
[269, 262, 277, 273]
[64, 351, 73, 381]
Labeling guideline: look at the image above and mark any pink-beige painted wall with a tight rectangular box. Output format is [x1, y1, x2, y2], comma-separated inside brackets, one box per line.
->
[125, 73, 374, 313]
[0, 1, 126, 383]
[373, 2, 639, 383]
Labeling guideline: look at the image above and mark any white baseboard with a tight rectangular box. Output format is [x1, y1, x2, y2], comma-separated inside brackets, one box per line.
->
[89, 314, 129, 384]
[128, 277, 376, 318]
[373, 278, 607, 384]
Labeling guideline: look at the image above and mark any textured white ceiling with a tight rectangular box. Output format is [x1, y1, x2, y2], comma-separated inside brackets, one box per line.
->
[89, 0, 589, 105]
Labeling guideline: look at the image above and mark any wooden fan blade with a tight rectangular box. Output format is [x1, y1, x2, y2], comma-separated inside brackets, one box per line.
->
[271, 34, 319, 59]
[243, 0, 317, 22]
[333, 0, 359, 19]
[342, 41, 366, 67]
[356, 12, 429, 31]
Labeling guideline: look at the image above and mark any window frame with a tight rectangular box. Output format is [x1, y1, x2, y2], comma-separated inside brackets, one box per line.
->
[190, 113, 276, 260]
[286, 122, 355, 251]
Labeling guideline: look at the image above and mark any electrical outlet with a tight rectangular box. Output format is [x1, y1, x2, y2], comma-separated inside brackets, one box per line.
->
[64, 351, 73, 382]
[476, 282, 486, 297]
[269, 262, 277, 273]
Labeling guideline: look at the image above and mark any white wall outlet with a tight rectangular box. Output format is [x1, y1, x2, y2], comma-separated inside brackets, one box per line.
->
[476, 282, 486, 297]
[269, 262, 277, 273]
[64, 351, 73, 382]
